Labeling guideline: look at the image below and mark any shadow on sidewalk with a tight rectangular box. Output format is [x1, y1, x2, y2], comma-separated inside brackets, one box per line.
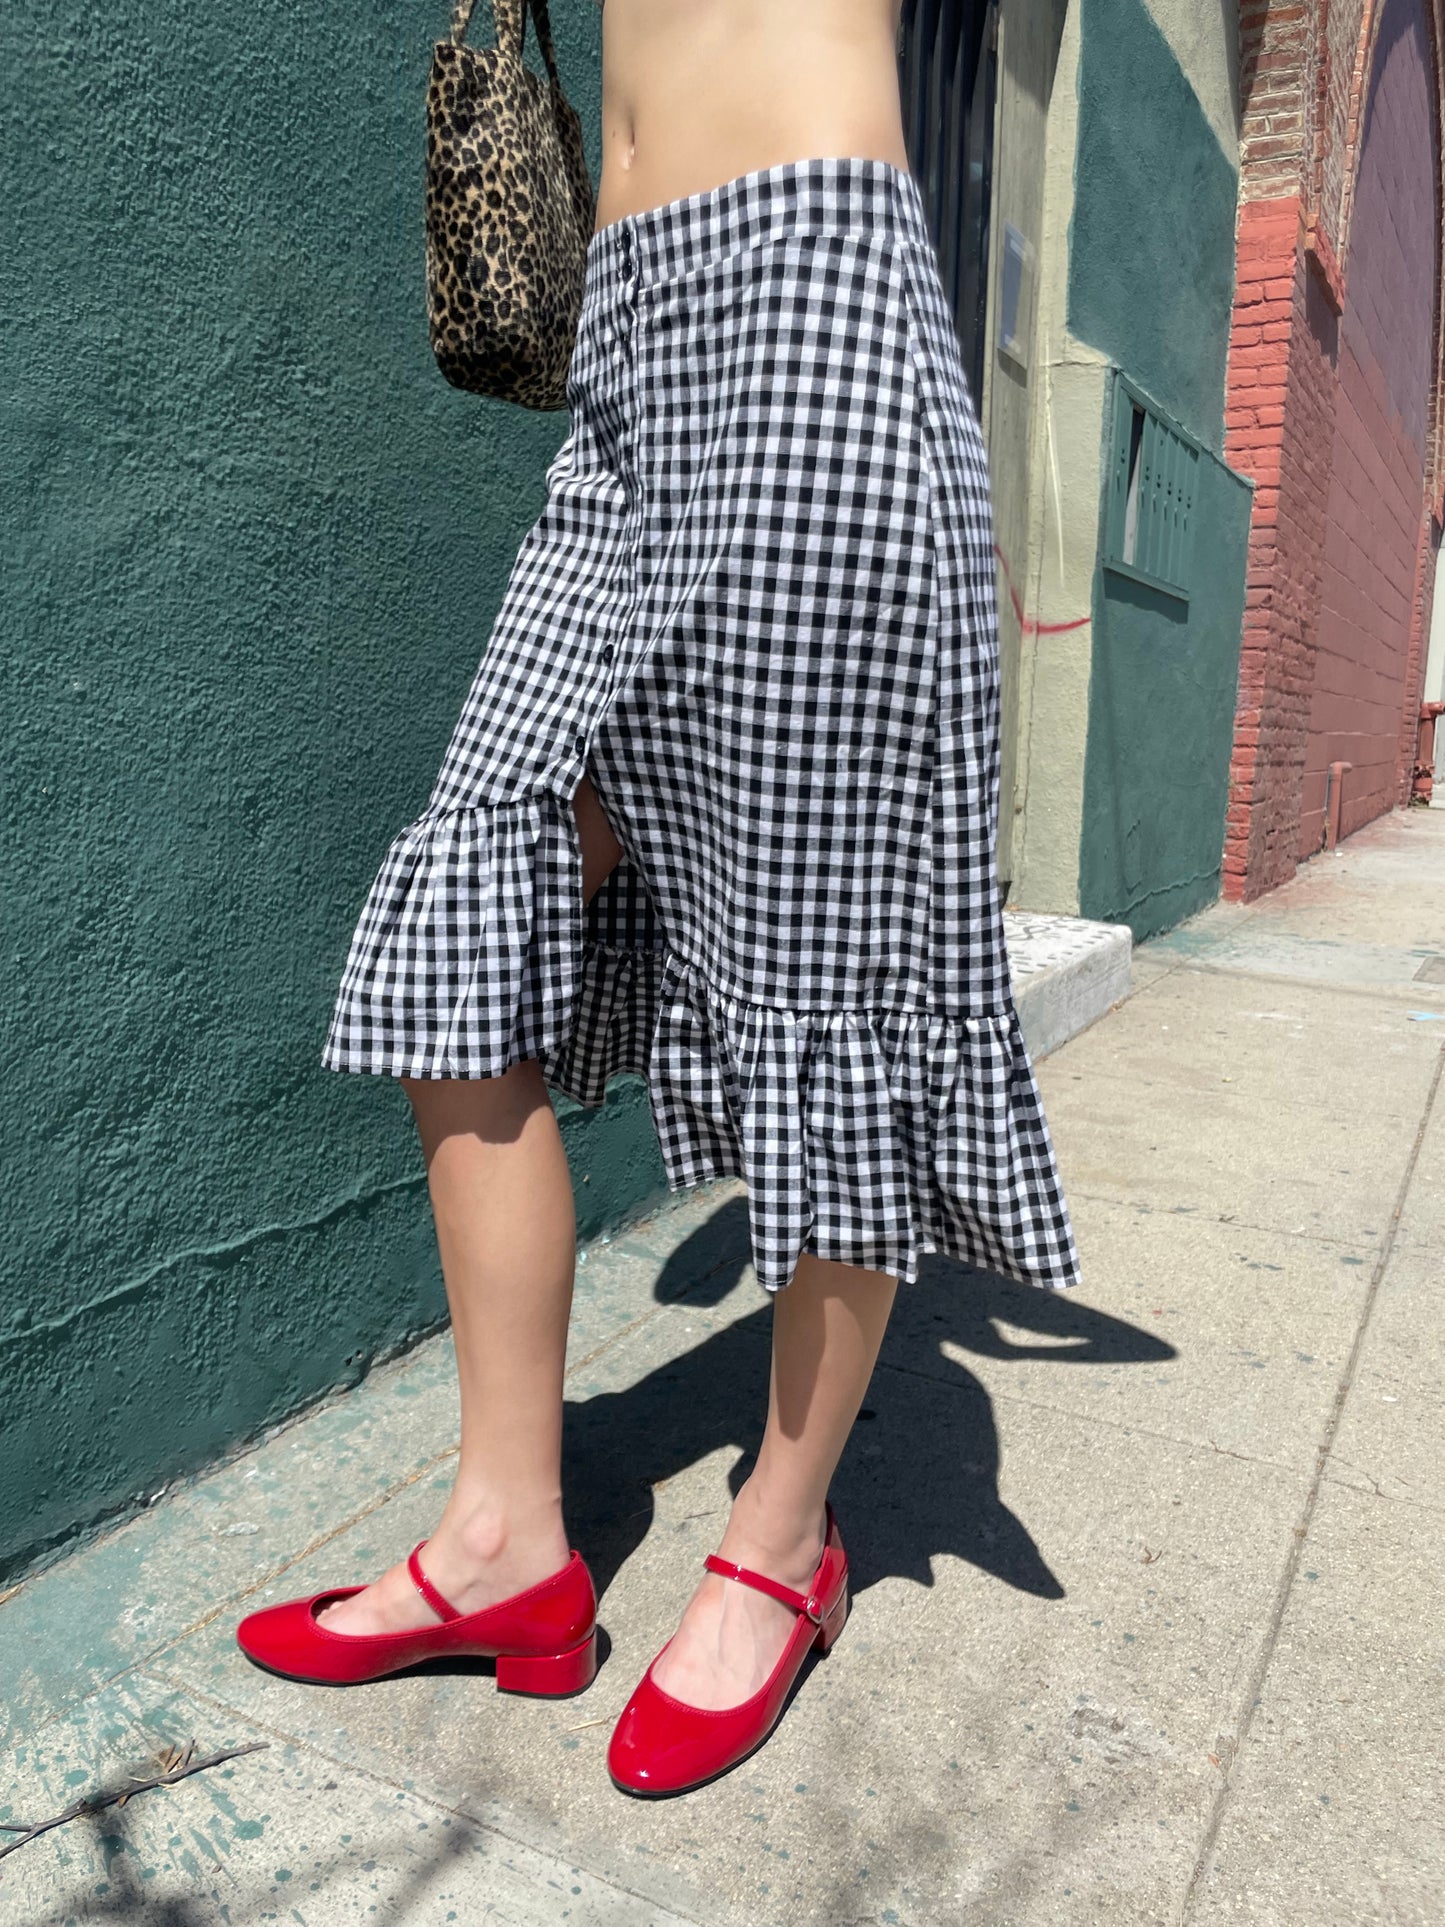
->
[17, 1196, 1178, 1927]
[41, 1777, 498, 1927]
[564, 1195, 1174, 1610]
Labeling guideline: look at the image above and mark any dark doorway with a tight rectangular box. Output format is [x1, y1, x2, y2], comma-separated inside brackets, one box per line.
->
[897, 0, 999, 412]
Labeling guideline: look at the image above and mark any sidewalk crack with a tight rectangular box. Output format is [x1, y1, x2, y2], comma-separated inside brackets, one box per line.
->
[1180, 1040, 1445, 1922]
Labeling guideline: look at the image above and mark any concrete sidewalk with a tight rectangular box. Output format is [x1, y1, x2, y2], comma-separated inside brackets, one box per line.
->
[5, 810, 1443, 1926]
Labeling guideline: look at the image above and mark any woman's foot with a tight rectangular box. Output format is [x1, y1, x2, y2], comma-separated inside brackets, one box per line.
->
[648, 1482, 827, 1710]
[607, 1498, 847, 1795]
[314, 1504, 570, 1638]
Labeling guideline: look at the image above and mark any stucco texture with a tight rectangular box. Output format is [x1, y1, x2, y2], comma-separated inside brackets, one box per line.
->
[1068, 0, 1241, 453]
[0, 2, 666, 1579]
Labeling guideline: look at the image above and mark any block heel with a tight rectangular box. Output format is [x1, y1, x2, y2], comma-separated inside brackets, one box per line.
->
[235, 1542, 598, 1689]
[814, 1585, 849, 1653]
[496, 1628, 598, 1697]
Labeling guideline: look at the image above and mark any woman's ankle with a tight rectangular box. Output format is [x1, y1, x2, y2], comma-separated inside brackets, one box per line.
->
[428, 1492, 569, 1581]
[718, 1477, 827, 1587]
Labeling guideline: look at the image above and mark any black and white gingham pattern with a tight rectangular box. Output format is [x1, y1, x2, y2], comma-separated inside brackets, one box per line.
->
[323, 156, 1081, 1294]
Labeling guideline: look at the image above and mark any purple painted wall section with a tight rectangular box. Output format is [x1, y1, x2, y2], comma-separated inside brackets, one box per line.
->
[1349, 0, 1438, 456]
[1301, 0, 1440, 854]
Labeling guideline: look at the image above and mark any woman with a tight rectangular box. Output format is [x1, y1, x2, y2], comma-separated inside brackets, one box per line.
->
[237, 0, 1080, 1796]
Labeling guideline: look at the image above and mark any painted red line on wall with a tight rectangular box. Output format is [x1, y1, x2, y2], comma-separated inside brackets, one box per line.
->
[993, 542, 1091, 636]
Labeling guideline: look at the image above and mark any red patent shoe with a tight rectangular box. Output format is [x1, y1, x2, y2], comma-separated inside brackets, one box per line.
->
[607, 1504, 849, 1797]
[235, 1541, 598, 1696]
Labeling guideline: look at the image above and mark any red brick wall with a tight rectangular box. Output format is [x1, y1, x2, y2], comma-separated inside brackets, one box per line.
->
[1304, 353, 1431, 849]
[1223, 0, 1442, 899]
[1322, 0, 1367, 235]
[1238, 1, 1330, 204]
[1224, 200, 1339, 897]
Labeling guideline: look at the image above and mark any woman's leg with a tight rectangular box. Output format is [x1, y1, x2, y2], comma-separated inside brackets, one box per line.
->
[649, 1253, 898, 1707]
[318, 776, 623, 1636]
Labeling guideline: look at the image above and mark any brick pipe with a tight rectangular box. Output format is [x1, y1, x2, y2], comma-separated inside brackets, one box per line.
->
[1324, 760, 1353, 851]
[1414, 702, 1445, 805]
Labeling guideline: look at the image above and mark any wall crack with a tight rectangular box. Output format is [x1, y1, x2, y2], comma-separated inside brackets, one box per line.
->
[1, 1172, 428, 1349]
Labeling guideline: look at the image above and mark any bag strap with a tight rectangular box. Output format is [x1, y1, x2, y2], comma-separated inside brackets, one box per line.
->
[450, 0, 562, 86]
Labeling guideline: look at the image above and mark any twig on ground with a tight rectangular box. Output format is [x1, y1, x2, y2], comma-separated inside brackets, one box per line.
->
[0, 1739, 268, 1863]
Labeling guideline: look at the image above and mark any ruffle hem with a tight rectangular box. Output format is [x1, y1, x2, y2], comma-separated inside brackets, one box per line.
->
[321, 791, 1082, 1295]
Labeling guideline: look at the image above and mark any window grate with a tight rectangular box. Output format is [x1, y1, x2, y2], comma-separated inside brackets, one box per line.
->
[1103, 374, 1199, 601]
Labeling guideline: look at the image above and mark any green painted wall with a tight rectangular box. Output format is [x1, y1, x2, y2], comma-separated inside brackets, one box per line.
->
[1064, 0, 1251, 937]
[0, 2, 665, 1581]
[1079, 408, 1253, 933]
[1069, 0, 1240, 455]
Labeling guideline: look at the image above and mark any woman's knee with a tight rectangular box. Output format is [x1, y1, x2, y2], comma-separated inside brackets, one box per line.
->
[399, 1060, 550, 1150]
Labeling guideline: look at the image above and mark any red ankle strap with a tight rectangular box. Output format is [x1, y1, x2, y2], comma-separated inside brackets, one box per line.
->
[704, 1554, 825, 1625]
[407, 1542, 461, 1623]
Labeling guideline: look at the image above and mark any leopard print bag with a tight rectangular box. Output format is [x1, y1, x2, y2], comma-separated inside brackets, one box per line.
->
[425, 0, 596, 409]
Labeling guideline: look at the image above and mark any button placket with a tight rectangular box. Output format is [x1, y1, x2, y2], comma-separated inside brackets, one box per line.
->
[615, 227, 640, 699]
[577, 223, 640, 777]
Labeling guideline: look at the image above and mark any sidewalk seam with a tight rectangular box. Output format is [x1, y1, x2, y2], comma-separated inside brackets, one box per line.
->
[120, 1279, 733, 1683]
[1179, 1040, 1445, 1923]
[1163, 958, 1445, 1006]
[1060, 1192, 1383, 1251]
[134, 1666, 707, 1926]
[57, 1441, 473, 1716]
[873, 1353, 1325, 1481]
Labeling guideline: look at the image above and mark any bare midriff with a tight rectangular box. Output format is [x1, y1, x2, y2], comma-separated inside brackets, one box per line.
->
[593, 0, 910, 234]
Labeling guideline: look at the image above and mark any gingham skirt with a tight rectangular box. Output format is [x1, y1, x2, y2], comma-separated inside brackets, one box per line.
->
[323, 155, 1081, 1295]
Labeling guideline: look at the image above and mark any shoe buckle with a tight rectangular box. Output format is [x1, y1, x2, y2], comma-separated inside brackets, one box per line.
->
[803, 1593, 825, 1625]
